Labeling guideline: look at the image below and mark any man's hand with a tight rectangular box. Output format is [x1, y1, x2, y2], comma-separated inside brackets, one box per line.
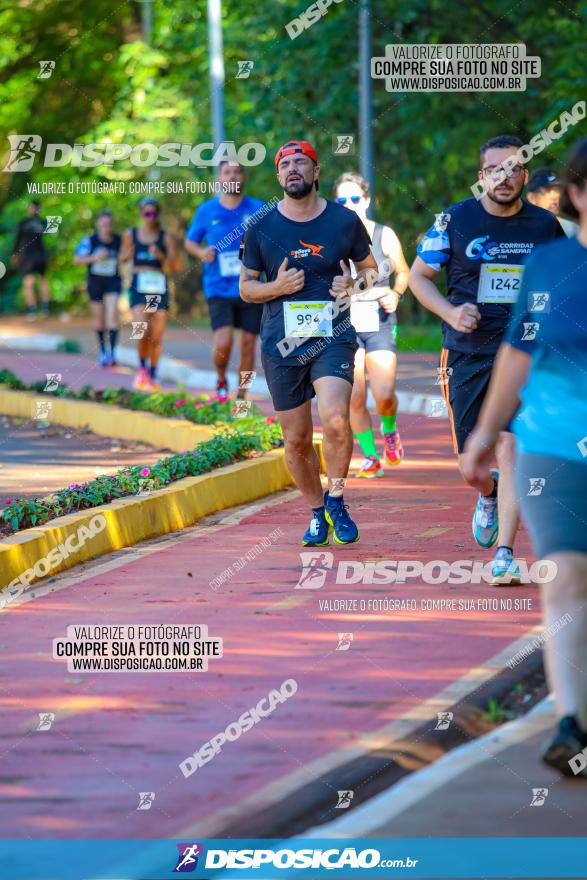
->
[93, 247, 110, 262]
[200, 245, 217, 264]
[462, 427, 498, 492]
[329, 260, 353, 300]
[378, 291, 400, 314]
[447, 302, 481, 333]
[275, 257, 305, 295]
[10, 254, 20, 269]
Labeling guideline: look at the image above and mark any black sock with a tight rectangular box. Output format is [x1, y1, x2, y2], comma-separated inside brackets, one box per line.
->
[140, 357, 147, 369]
[108, 329, 118, 355]
[149, 363, 157, 380]
[97, 330, 106, 352]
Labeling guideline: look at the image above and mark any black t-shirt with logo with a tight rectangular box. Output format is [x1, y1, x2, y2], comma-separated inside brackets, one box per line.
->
[240, 200, 371, 361]
[416, 198, 564, 354]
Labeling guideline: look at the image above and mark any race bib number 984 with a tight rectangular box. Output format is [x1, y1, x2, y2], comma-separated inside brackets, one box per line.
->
[284, 301, 333, 338]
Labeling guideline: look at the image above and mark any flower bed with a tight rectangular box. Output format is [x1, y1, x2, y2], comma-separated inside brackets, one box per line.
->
[1, 421, 282, 535]
[0, 370, 281, 534]
[0, 369, 235, 425]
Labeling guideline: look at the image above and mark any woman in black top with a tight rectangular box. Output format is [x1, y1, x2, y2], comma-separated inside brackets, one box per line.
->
[74, 211, 121, 366]
[120, 197, 181, 391]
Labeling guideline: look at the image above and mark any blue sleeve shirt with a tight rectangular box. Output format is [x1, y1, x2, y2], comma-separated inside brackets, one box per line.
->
[506, 235, 587, 463]
[186, 195, 265, 299]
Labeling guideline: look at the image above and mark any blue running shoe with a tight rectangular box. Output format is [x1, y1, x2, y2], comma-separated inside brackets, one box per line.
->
[324, 490, 360, 545]
[99, 350, 109, 368]
[302, 507, 329, 546]
[472, 467, 499, 548]
[491, 547, 522, 586]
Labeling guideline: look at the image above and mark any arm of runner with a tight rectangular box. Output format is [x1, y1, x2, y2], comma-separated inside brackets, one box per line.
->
[158, 233, 182, 274]
[184, 238, 216, 263]
[184, 205, 216, 262]
[378, 225, 409, 312]
[240, 258, 304, 303]
[409, 256, 480, 332]
[11, 221, 23, 266]
[462, 343, 530, 490]
[119, 229, 134, 264]
[73, 236, 101, 266]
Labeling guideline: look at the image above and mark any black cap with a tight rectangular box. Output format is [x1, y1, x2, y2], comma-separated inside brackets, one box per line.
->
[527, 168, 560, 192]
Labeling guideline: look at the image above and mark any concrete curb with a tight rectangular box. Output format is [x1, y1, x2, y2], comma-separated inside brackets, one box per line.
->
[0, 388, 216, 453]
[302, 696, 556, 838]
[181, 629, 548, 838]
[0, 332, 448, 418]
[0, 446, 314, 592]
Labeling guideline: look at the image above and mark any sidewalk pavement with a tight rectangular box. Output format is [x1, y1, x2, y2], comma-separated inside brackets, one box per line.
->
[307, 695, 585, 877]
[0, 416, 162, 505]
[0, 413, 546, 841]
[0, 315, 444, 413]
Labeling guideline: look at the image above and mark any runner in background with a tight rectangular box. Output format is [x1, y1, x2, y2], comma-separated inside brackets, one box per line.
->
[73, 211, 121, 367]
[526, 168, 579, 237]
[463, 138, 587, 773]
[409, 135, 564, 585]
[120, 197, 181, 391]
[185, 162, 264, 401]
[11, 200, 50, 320]
[334, 172, 409, 477]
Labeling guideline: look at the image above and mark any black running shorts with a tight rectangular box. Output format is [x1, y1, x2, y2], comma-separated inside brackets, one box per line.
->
[207, 296, 262, 334]
[440, 348, 512, 454]
[262, 341, 357, 412]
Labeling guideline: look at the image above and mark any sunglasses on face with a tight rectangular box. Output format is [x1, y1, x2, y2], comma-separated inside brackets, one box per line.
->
[336, 195, 362, 205]
[142, 210, 159, 218]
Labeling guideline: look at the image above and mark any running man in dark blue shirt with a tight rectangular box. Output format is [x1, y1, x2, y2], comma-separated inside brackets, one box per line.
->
[240, 140, 377, 546]
[410, 135, 564, 585]
[185, 162, 264, 401]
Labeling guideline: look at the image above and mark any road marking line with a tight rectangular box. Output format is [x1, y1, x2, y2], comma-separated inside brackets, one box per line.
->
[416, 527, 452, 537]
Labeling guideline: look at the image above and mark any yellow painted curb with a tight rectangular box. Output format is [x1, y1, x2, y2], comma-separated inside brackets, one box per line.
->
[0, 388, 215, 451]
[0, 443, 324, 592]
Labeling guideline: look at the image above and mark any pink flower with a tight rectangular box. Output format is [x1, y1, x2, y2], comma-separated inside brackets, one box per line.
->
[124, 471, 131, 476]
[140, 467, 150, 477]
[173, 399, 186, 408]
[194, 402, 203, 409]
[180, 451, 187, 456]
[266, 416, 276, 425]
[4, 499, 13, 505]
[69, 483, 79, 489]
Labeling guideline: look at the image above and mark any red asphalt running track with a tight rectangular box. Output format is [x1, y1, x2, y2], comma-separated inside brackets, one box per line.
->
[0, 414, 542, 839]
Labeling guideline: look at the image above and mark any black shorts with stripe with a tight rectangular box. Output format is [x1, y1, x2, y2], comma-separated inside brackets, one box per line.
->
[439, 348, 513, 454]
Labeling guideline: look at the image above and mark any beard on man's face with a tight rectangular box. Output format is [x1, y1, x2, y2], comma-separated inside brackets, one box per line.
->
[283, 175, 314, 200]
[486, 178, 524, 205]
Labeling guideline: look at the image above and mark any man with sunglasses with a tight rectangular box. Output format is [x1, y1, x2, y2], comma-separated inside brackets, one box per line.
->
[409, 135, 564, 585]
[240, 141, 378, 546]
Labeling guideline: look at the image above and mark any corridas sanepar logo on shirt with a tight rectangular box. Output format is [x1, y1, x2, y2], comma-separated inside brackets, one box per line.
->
[290, 239, 325, 259]
[465, 235, 535, 261]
